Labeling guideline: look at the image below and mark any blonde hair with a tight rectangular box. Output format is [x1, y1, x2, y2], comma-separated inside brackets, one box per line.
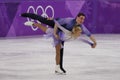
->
[72, 26, 82, 33]
[71, 26, 82, 39]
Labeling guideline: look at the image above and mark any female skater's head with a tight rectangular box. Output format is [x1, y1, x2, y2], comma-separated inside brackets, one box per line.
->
[72, 26, 82, 38]
[76, 12, 85, 25]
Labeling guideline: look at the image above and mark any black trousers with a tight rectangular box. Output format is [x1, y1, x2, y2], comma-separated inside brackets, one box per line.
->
[21, 13, 66, 73]
[21, 13, 55, 27]
[60, 41, 66, 73]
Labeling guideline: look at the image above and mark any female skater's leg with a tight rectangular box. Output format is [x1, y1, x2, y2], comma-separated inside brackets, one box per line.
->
[55, 43, 66, 74]
[32, 23, 48, 32]
[55, 43, 61, 65]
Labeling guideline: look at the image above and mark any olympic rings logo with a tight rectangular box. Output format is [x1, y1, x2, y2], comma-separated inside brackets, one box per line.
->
[27, 5, 54, 31]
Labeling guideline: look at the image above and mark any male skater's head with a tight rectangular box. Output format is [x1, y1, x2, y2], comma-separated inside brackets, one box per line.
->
[76, 12, 85, 25]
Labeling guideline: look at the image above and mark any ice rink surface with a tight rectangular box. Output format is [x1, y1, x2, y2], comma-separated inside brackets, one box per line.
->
[0, 34, 120, 80]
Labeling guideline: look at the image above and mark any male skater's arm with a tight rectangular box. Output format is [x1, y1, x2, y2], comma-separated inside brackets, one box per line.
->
[81, 24, 97, 48]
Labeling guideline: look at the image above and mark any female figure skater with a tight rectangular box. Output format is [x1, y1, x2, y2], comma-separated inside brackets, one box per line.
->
[24, 20, 82, 74]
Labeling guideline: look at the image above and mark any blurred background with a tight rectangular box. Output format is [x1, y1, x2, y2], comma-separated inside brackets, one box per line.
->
[0, 0, 120, 37]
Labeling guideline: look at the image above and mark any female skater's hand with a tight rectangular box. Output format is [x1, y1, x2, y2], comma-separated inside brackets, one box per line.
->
[54, 34, 60, 40]
[91, 43, 97, 48]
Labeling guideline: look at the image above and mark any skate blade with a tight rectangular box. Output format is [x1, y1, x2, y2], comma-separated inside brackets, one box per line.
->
[55, 71, 66, 75]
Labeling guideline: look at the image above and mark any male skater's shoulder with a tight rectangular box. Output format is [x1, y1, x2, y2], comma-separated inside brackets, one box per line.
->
[55, 17, 74, 25]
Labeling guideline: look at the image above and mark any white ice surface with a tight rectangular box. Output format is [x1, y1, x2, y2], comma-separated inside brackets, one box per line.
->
[0, 34, 120, 80]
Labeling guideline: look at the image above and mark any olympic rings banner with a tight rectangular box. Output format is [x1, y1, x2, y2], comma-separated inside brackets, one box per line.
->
[0, 0, 120, 37]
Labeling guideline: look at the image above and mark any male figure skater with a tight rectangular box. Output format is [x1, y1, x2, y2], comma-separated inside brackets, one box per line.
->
[21, 12, 97, 74]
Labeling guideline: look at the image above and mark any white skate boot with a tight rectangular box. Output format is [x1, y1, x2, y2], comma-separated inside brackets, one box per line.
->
[24, 21, 34, 26]
[55, 65, 66, 75]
